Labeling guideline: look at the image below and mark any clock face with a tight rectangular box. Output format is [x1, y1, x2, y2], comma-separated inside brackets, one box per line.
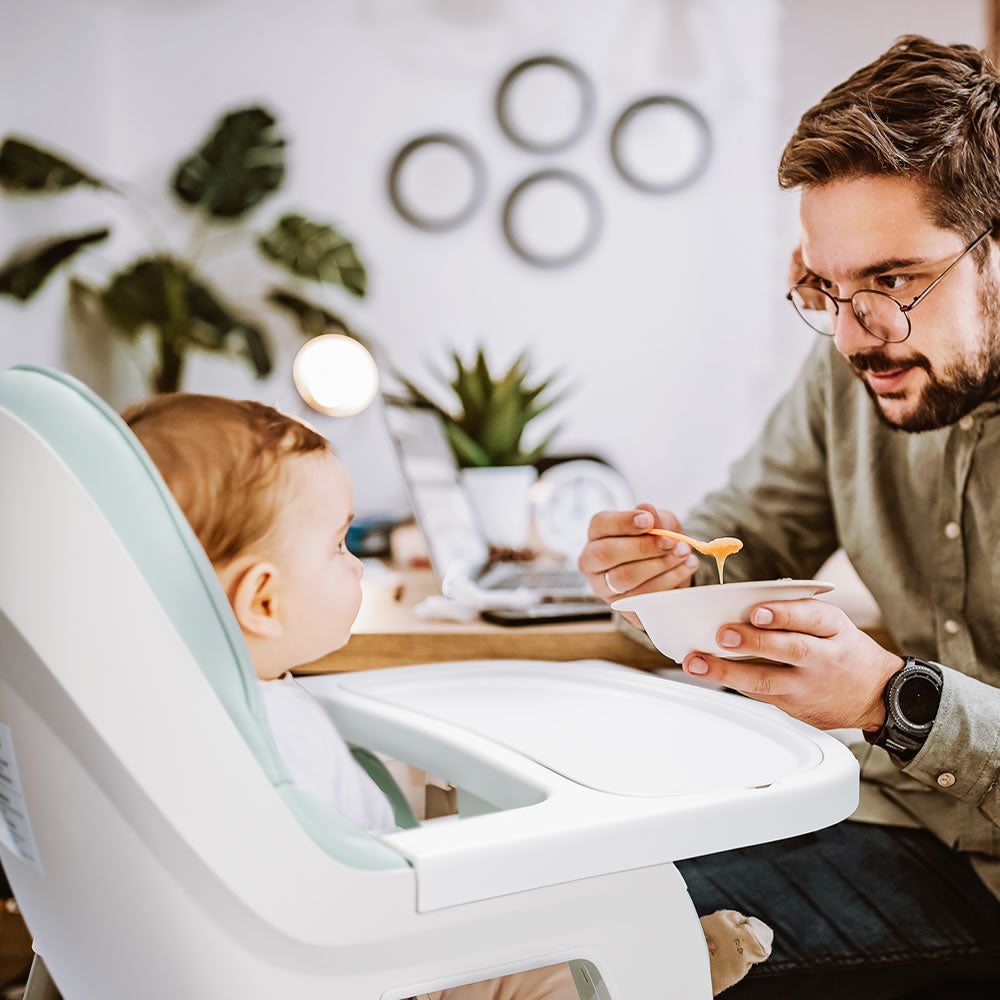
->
[532, 460, 633, 559]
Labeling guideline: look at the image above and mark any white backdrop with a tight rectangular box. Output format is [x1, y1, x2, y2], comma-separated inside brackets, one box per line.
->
[0, 0, 986, 518]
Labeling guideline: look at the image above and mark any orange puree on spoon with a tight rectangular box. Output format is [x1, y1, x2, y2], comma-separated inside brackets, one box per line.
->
[648, 528, 744, 584]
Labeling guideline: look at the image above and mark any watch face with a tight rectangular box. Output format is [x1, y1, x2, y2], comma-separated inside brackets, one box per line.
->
[895, 673, 940, 729]
[533, 460, 632, 559]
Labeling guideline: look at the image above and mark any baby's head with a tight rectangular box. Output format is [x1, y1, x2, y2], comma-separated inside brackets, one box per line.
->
[123, 393, 364, 680]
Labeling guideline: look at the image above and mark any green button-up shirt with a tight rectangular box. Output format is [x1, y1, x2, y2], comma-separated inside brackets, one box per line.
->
[670, 338, 1000, 897]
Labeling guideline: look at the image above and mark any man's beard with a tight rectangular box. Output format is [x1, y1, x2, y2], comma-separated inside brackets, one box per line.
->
[849, 272, 1000, 432]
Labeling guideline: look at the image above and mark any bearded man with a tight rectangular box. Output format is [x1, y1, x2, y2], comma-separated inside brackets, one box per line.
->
[579, 35, 1000, 998]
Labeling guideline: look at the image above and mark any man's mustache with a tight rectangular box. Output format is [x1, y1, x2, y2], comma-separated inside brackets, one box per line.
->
[848, 350, 931, 374]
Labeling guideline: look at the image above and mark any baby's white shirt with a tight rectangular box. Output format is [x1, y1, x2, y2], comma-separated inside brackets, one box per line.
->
[258, 675, 398, 836]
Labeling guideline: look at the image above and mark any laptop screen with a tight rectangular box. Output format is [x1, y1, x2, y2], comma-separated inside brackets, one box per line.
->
[380, 394, 489, 580]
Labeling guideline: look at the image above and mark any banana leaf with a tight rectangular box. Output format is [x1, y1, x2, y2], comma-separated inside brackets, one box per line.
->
[0, 229, 110, 301]
[172, 106, 285, 220]
[0, 137, 111, 193]
[258, 213, 366, 297]
[100, 256, 272, 377]
[266, 287, 367, 344]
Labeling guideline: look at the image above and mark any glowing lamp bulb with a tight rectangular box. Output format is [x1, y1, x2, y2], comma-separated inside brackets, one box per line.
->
[293, 334, 379, 417]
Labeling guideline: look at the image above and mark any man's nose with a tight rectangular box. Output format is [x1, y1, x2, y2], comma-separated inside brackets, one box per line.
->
[833, 299, 881, 356]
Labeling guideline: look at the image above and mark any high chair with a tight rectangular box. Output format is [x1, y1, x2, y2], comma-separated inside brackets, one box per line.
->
[0, 365, 860, 999]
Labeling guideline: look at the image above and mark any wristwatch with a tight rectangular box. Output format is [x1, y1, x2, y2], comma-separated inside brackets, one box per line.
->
[867, 657, 944, 762]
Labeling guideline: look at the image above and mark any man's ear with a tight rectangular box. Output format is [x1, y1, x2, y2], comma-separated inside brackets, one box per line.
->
[229, 561, 283, 638]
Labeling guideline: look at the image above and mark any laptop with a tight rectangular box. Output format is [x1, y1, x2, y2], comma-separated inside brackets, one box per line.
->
[380, 393, 603, 608]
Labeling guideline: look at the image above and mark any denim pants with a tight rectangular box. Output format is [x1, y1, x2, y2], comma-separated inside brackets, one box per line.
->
[677, 821, 1000, 999]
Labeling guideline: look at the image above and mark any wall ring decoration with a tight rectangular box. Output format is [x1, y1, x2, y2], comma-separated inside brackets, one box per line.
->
[610, 95, 712, 194]
[387, 132, 487, 232]
[495, 55, 595, 154]
[501, 168, 602, 269]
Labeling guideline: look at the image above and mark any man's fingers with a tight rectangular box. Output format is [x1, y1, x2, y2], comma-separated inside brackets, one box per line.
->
[713, 622, 821, 666]
[683, 652, 799, 700]
[587, 508, 656, 542]
[748, 598, 845, 638]
[579, 532, 687, 574]
[604, 554, 699, 596]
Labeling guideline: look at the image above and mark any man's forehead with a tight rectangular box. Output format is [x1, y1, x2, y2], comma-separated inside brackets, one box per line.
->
[798, 177, 956, 277]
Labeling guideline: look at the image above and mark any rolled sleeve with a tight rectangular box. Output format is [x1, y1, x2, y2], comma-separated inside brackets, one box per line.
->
[904, 665, 1000, 819]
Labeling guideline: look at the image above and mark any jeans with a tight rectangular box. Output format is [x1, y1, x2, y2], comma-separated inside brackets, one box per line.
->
[677, 821, 1000, 999]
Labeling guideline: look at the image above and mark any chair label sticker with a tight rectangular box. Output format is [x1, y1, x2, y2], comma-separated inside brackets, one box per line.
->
[0, 724, 42, 871]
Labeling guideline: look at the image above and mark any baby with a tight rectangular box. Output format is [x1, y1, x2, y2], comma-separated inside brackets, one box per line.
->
[123, 392, 770, 998]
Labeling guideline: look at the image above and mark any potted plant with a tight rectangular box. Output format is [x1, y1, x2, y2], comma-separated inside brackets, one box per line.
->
[0, 106, 367, 398]
[399, 348, 566, 548]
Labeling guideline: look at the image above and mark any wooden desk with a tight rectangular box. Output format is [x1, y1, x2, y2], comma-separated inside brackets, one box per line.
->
[294, 559, 895, 675]
[296, 568, 667, 673]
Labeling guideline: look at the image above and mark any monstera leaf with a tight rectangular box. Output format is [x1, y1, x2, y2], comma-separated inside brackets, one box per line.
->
[0, 229, 110, 301]
[172, 106, 285, 220]
[100, 256, 272, 376]
[266, 287, 367, 344]
[258, 214, 366, 296]
[0, 137, 111, 193]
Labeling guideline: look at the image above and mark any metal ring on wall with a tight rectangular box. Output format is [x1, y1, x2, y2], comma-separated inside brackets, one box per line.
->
[495, 55, 595, 154]
[610, 94, 712, 194]
[501, 168, 603, 269]
[387, 133, 487, 232]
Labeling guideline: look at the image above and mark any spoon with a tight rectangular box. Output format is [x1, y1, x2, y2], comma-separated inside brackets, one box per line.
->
[647, 528, 743, 584]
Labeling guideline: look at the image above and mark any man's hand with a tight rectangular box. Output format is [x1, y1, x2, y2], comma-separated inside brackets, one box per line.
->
[578, 503, 700, 627]
[681, 598, 904, 731]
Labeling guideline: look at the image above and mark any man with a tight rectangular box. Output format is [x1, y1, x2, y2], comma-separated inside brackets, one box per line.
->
[579, 35, 1000, 997]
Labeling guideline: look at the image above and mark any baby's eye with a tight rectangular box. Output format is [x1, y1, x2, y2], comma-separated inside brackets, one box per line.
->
[335, 539, 349, 554]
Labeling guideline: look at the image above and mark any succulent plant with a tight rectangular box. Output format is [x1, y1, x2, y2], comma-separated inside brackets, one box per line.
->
[399, 348, 565, 467]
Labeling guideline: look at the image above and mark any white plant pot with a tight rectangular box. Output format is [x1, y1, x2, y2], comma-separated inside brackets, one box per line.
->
[461, 465, 538, 549]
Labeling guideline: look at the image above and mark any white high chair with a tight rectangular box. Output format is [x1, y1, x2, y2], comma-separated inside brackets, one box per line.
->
[0, 365, 860, 1000]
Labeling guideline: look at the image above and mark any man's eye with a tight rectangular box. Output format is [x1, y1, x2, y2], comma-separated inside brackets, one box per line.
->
[875, 274, 908, 292]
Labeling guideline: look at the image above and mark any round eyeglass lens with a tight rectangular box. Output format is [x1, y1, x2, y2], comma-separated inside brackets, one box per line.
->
[789, 286, 834, 336]
[852, 291, 910, 343]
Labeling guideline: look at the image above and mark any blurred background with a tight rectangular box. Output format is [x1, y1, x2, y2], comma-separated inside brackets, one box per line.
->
[0, 0, 990, 523]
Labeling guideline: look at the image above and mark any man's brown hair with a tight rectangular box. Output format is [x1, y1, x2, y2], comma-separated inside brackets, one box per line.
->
[779, 35, 1000, 246]
[123, 394, 330, 565]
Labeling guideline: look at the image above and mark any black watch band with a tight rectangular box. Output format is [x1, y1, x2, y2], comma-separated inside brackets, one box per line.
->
[869, 657, 944, 762]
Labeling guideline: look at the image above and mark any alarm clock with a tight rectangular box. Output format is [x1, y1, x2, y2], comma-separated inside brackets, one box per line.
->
[532, 459, 633, 559]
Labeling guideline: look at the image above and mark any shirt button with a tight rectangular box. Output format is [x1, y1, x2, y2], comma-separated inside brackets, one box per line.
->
[959, 415, 975, 431]
[944, 521, 960, 540]
[944, 619, 960, 635]
[937, 772, 956, 787]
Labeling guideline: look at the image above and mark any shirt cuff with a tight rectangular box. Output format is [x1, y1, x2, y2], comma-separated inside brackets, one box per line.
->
[902, 664, 1000, 807]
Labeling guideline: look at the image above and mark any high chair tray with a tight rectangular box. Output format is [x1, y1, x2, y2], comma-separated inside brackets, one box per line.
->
[302, 660, 859, 911]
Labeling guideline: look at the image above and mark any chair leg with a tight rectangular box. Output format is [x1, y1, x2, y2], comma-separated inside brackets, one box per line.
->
[24, 955, 62, 1000]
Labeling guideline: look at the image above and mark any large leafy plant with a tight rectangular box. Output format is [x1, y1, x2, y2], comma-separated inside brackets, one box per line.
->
[0, 107, 366, 393]
[400, 348, 565, 467]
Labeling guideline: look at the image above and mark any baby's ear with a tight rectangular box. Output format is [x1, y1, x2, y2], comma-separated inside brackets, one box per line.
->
[229, 561, 284, 638]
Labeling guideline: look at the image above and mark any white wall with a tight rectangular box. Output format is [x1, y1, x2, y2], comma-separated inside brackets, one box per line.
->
[0, 0, 986, 520]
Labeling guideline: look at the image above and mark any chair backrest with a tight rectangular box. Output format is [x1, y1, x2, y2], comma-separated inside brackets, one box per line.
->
[0, 365, 409, 870]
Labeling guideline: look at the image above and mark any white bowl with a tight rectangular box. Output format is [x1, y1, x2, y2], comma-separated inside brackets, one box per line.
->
[611, 580, 835, 662]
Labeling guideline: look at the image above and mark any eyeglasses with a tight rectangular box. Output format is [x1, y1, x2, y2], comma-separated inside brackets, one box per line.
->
[786, 227, 993, 343]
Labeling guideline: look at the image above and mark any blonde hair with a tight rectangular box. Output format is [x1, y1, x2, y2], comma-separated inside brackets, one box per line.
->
[123, 394, 330, 565]
[780, 35, 1000, 251]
